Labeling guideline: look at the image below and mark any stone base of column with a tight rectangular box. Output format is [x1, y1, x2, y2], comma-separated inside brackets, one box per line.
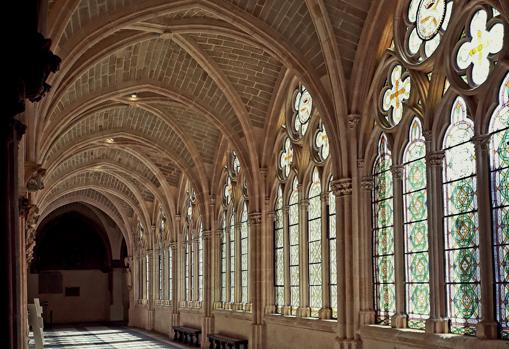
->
[201, 316, 214, 348]
[146, 308, 154, 330]
[282, 306, 292, 316]
[476, 320, 499, 339]
[390, 313, 407, 328]
[264, 304, 276, 314]
[251, 323, 263, 349]
[297, 306, 311, 317]
[319, 307, 332, 320]
[338, 338, 361, 349]
[425, 317, 449, 333]
[359, 310, 375, 326]
[128, 305, 135, 327]
[169, 312, 180, 339]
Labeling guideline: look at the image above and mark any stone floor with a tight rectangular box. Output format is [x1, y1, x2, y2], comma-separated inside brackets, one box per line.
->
[29, 326, 191, 349]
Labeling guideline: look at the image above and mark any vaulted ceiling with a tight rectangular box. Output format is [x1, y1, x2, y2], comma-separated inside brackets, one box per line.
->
[33, 0, 388, 247]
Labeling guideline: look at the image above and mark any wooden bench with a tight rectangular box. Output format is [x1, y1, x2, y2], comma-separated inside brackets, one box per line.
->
[172, 326, 201, 347]
[207, 334, 248, 349]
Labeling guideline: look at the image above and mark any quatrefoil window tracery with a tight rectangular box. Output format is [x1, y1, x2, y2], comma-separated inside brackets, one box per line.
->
[278, 137, 294, 180]
[454, 8, 505, 87]
[293, 85, 313, 137]
[314, 122, 329, 162]
[380, 64, 412, 127]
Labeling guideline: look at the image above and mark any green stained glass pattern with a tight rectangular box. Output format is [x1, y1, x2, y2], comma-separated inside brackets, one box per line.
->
[489, 73, 509, 339]
[373, 134, 396, 324]
[198, 225, 204, 302]
[274, 185, 285, 313]
[289, 178, 300, 315]
[168, 247, 173, 301]
[240, 203, 249, 305]
[329, 179, 337, 318]
[443, 97, 480, 335]
[308, 169, 322, 317]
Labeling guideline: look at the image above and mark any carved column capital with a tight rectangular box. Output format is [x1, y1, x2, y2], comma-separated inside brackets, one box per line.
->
[209, 194, 216, 206]
[331, 178, 353, 197]
[390, 165, 404, 180]
[299, 198, 310, 207]
[347, 113, 361, 129]
[26, 165, 46, 192]
[472, 134, 490, 152]
[360, 176, 374, 191]
[357, 159, 365, 170]
[202, 229, 213, 240]
[248, 212, 262, 225]
[426, 150, 445, 167]
[423, 129, 433, 143]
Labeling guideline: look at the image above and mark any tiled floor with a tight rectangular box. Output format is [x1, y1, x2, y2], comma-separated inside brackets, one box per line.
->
[29, 326, 190, 349]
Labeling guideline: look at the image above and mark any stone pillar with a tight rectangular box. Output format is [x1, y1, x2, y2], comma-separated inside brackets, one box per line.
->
[264, 208, 276, 315]
[320, 192, 332, 319]
[359, 176, 376, 326]
[424, 149, 449, 333]
[390, 165, 407, 328]
[249, 212, 263, 349]
[332, 178, 353, 342]
[299, 195, 311, 318]
[473, 135, 499, 339]
[201, 225, 214, 347]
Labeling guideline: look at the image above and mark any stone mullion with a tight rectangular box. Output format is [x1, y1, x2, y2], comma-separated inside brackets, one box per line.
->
[264, 209, 276, 314]
[299, 195, 310, 318]
[248, 212, 262, 318]
[170, 243, 177, 307]
[473, 135, 498, 339]
[283, 205, 291, 315]
[390, 165, 407, 328]
[332, 178, 353, 340]
[359, 176, 376, 326]
[320, 193, 331, 319]
[235, 220, 242, 308]
[424, 149, 449, 333]
[213, 228, 223, 309]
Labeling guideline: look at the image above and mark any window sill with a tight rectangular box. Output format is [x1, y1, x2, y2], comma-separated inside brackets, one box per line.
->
[179, 306, 203, 314]
[359, 325, 508, 349]
[213, 309, 253, 320]
[264, 314, 337, 332]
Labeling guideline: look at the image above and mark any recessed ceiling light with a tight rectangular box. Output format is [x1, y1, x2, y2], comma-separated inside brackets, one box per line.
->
[105, 138, 115, 144]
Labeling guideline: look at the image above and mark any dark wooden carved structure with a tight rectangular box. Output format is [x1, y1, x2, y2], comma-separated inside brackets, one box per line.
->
[172, 325, 202, 347]
[207, 334, 249, 349]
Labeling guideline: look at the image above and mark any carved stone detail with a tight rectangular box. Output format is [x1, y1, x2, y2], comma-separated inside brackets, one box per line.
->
[472, 134, 490, 152]
[390, 165, 404, 180]
[248, 212, 262, 225]
[360, 176, 374, 191]
[331, 178, 353, 197]
[26, 166, 46, 192]
[347, 114, 361, 129]
[426, 150, 445, 167]
[23, 201, 39, 265]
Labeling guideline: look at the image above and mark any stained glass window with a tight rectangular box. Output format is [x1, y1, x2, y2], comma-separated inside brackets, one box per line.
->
[455, 7, 504, 87]
[184, 231, 189, 302]
[293, 85, 313, 136]
[220, 213, 227, 304]
[198, 223, 204, 303]
[274, 186, 285, 313]
[168, 246, 173, 301]
[403, 118, 430, 330]
[443, 96, 480, 335]
[139, 257, 144, 299]
[380, 64, 411, 127]
[240, 203, 249, 306]
[279, 137, 294, 180]
[229, 211, 236, 304]
[308, 168, 322, 317]
[314, 122, 329, 162]
[489, 73, 509, 339]
[328, 178, 337, 319]
[372, 133, 396, 324]
[289, 178, 300, 315]
[158, 253, 163, 300]
[406, 0, 453, 61]
[146, 254, 150, 300]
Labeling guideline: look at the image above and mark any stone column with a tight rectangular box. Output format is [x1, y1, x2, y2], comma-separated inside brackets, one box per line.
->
[424, 149, 449, 333]
[359, 176, 376, 326]
[332, 178, 353, 341]
[320, 192, 332, 319]
[390, 165, 407, 328]
[169, 242, 179, 339]
[299, 195, 311, 318]
[202, 227, 213, 348]
[249, 212, 263, 349]
[473, 135, 499, 339]
[264, 208, 276, 315]
[234, 219, 242, 310]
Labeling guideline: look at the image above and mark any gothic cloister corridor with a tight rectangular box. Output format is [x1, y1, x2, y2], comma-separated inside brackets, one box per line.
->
[3, 0, 508, 348]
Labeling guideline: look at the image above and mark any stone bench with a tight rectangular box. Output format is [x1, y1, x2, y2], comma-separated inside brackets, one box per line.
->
[172, 325, 201, 347]
[207, 333, 248, 349]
